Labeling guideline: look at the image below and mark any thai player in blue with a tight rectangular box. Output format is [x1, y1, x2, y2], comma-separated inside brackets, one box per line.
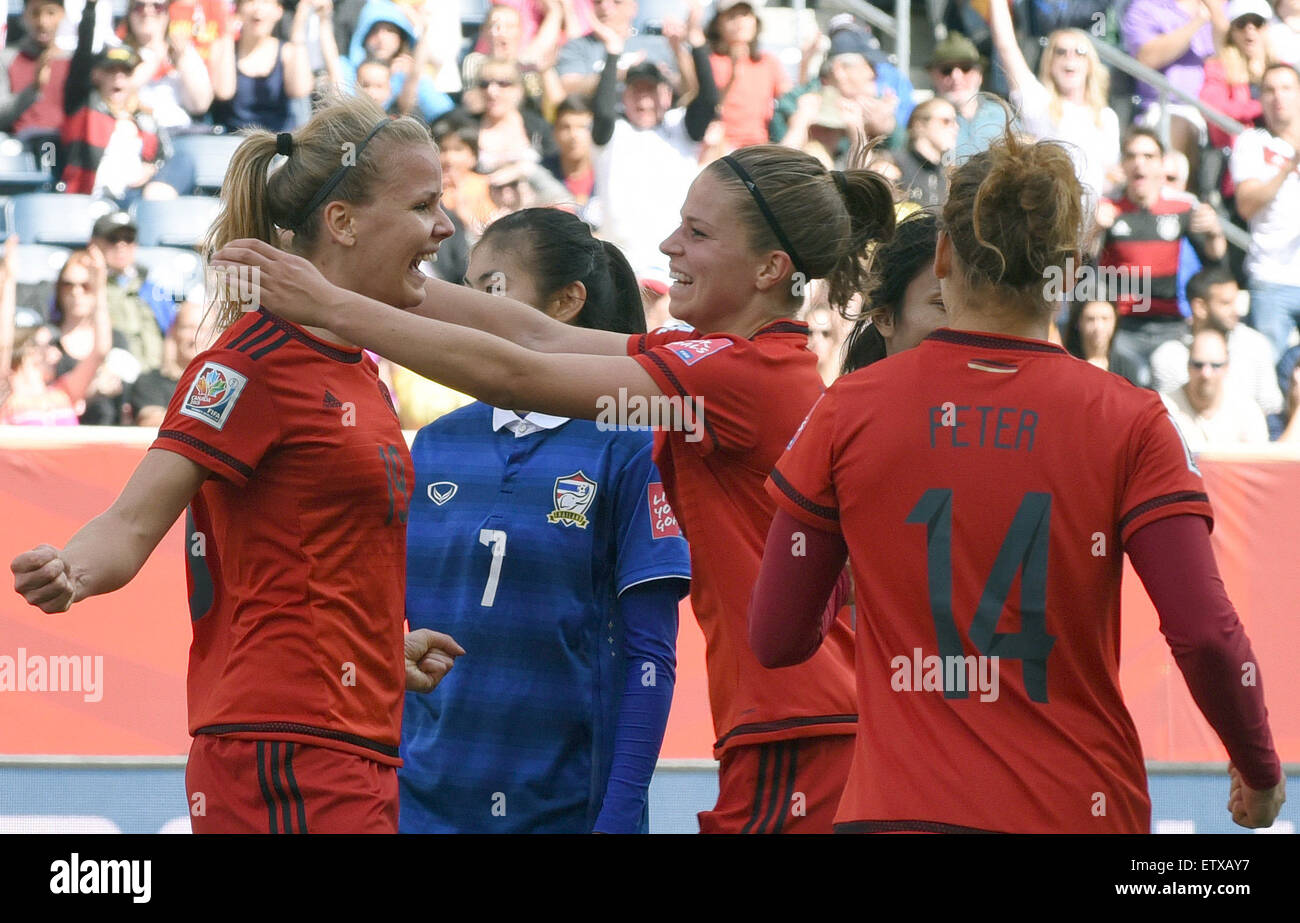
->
[399, 208, 691, 834]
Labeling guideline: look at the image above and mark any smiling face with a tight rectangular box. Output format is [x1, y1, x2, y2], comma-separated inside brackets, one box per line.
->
[336, 142, 455, 309]
[1231, 15, 1268, 58]
[93, 64, 135, 110]
[1122, 133, 1164, 201]
[658, 170, 765, 330]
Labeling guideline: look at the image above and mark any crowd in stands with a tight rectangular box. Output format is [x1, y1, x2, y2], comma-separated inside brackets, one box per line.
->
[1, 0, 1298, 448]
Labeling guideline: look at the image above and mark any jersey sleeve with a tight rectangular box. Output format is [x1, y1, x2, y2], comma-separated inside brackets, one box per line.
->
[150, 349, 282, 487]
[1229, 130, 1269, 186]
[627, 329, 762, 456]
[1117, 397, 1215, 546]
[611, 438, 691, 597]
[765, 391, 841, 534]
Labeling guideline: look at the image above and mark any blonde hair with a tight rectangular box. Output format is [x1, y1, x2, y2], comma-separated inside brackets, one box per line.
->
[1221, 18, 1272, 86]
[202, 94, 431, 332]
[1038, 29, 1111, 129]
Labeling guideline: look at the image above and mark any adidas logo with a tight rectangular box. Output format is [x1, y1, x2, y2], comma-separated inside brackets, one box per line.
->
[324, 390, 342, 408]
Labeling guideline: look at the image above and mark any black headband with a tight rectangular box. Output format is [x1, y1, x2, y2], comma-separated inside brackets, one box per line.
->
[285, 119, 390, 231]
[721, 154, 807, 278]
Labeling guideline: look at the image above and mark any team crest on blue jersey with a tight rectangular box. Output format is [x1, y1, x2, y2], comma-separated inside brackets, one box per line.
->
[179, 361, 247, 430]
[547, 471, 598, 528]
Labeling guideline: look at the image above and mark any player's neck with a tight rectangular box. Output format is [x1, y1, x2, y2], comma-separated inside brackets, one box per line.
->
[946, 298, 1052, 342]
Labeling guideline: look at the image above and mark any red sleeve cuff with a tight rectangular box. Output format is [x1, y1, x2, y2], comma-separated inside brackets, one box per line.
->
[152, 429, 253, 487]
[765, 469, 840, 534]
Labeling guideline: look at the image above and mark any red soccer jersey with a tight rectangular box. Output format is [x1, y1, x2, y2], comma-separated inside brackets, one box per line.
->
[768, 329, 1214, 833]
[151, 310, 413, 767]
[629, 321, 856, 756]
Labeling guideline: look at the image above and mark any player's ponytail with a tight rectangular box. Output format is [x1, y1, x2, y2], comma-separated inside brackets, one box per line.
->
[826, 167, 897, 311]
[478, 208, 645, 335]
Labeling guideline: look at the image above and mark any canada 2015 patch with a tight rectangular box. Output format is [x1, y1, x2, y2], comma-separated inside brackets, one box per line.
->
[179, 362, 248, 430]
[669, 338, 733, 366]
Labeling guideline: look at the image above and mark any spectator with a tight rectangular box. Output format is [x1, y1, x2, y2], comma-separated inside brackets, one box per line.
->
[0, 239, 111, 426]
[60, 45, 167, 201]
[897, 98, 958, 208]
[771, 23, 908, 152]
[588, 19, 718, 277]
[1231, 63, 1300, 358]
[0, 0, 70, 137]
[1202, 0, 1272, 199]
[51, 248, 133, 424]
[1097, 127, 1227, 363]
[1268, 0, 1300, 64]
[802, 286, 854, 387]
[470, 57, 558, 173]
[780, 85, 858, 170]
[127, 293, 202, 426]
[120, 0, 214, 131]
[355, 56, 395, 109]
[166, 0, 234, 72]
[556, 0, 678, 99]
[1150, 266, 1284, 413]
[989, 0, 1120, 203]
[543, 94, 596, 205]
[705, 0, 788, 150]
[341, 0, 454, 124]
[431, 113, 496, 242]
[470, 0, 596, 57]
[1064, 298, 1151, 386]
[1123, 0, 1227, 180]
[927, 32, 1006, 160]
[209, 0, 312, 133]
[1162, 326, 1271, 449]
[91, 211, 174, 374]
[462, 1, 566, 116]
[1269, 360, 1300, 438]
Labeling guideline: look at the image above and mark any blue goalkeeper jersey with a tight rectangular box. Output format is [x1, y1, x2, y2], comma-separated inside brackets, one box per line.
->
[399, 403, 691, 833]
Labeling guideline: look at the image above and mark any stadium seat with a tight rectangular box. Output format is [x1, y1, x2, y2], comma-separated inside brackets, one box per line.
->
[0, 138, 53, 195]
[134, 246, 204, 302]
[170, 132, 244, 195]
[8, 193, 113, 248]
[133, 196, 222, 248]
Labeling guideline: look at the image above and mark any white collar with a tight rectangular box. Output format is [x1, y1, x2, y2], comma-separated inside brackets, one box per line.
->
[491, 407, 571, 437]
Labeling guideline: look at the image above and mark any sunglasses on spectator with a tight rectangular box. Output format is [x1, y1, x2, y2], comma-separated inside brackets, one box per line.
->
[1053, 44, 1090, 58]
[1188, 360, 1227, 370]
[478, 78, 519, 90]
[935, 64, 973, 77]
[1234, 14, 1266, 28]
[105, 233, 137, 245]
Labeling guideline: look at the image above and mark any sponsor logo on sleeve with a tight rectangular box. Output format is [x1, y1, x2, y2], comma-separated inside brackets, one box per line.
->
[647, 482, 681, 539]
[548, 471, 598, 529]
[669, 338, 734, 366]
[179, 362, 247, 430]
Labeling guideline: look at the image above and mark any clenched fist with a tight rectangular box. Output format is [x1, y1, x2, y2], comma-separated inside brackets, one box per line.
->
[11, 545, 77, 614]
[404, 629, 465, 693]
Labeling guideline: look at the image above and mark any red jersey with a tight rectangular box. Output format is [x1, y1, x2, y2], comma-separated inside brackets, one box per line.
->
[768, 329, 1214, 833]
[152, 310, 413, 766]
[629, 321, 856, 756]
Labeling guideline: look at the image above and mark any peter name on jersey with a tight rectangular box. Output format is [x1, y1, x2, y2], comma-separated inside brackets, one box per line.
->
[929, 403, 1038, 452]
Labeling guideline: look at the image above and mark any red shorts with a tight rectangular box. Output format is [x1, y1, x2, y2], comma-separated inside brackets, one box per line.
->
[698, 735, 854, 834]
[185, 736, 398, 834]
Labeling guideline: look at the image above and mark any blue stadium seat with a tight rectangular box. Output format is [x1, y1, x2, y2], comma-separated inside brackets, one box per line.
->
[8, 193, 114, 247]
[14, 243, 72, 285]
[170, 132, 244, 194]
[132, 196, 222, 248]
[0, 139, 53, 195]
[134, 246, 204, 303]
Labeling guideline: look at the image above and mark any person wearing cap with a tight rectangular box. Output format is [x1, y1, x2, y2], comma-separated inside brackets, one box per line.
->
[897, 97, 959, 208]
[557, 0, 680, 99]
[90, 212, 174, 375]
[1201, 0, 1273, 154]
[704, 0, 789, 149]
[588, 5, 719, 277]
[0, 0, 72, 136]
[770, 21, 914, 149]
[927, 31, 1007, 160]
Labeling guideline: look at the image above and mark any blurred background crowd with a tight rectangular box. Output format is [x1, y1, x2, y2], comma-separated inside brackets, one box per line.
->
[0, 0, 1297, 449]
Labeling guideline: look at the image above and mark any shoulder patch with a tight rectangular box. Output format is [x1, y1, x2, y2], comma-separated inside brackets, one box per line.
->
[647, 483, 681, 539]
[179, 361, 248, 430]
[668, 338, 734, 366]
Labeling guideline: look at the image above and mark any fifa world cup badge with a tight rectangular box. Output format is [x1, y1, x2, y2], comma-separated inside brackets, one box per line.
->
[547, 472, 598, 528]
